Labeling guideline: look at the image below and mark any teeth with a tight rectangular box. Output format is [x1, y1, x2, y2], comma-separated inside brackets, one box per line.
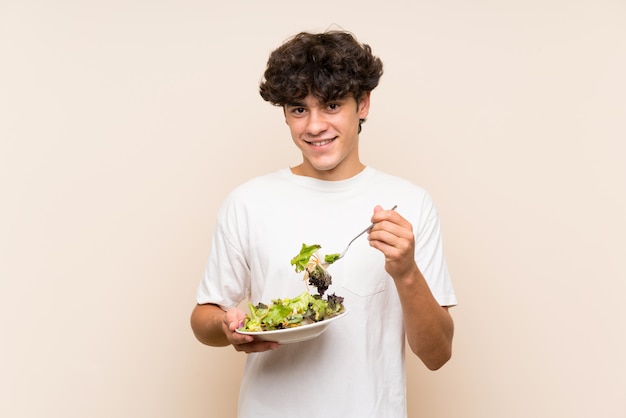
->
[309, 139, 333, 146]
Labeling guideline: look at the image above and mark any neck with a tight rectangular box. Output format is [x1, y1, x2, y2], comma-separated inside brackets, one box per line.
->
[290, 162, 366, 181]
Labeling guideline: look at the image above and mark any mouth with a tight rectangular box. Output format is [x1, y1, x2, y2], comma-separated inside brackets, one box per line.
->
[304, 137, 336, 147]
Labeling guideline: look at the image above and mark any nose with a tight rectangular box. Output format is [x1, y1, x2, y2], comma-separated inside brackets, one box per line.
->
[305, 109, 328, 136]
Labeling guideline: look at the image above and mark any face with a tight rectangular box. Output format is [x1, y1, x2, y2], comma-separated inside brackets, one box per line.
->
[284, 93, 370, 181]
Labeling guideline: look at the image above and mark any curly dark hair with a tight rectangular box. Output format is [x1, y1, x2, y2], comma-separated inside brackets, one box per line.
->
[259, 31, 384, 107]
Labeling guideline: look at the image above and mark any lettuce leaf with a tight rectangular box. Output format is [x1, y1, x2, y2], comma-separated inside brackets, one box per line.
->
[290, 243, 321, 272]
[324, 253, 341, 264]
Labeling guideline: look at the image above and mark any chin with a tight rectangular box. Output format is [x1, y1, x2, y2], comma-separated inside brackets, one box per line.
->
[311, 162, 340, 173]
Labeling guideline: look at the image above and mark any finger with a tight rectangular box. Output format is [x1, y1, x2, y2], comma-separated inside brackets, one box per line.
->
[371, 205, 404, 226]
[227, 319, 244, 332]
[223, 309, 246, 331]
[230, 331, 254, 344]
[234, 340, 280, 353]
[369, 226, 415, 260]
[370, 220, 413, 243]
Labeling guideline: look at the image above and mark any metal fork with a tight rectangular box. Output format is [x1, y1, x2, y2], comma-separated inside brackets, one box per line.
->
[324, 205, 397, 266]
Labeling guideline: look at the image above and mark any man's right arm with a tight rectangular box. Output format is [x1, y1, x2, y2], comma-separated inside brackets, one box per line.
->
[190, 303, 280, 352]
[190, 303, 233, 346]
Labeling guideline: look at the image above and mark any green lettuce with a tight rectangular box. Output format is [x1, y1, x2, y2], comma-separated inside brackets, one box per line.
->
[241, 291, 344, 332]
[239, 243, 346, 332]
[290, 243, 321, 272]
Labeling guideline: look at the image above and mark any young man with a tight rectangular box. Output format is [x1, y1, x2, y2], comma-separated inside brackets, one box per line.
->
[191, 30, 456, 418]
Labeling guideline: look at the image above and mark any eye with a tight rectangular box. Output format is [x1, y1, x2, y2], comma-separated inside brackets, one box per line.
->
[327, 103, 340, 111]
[288, 106, 307, 116]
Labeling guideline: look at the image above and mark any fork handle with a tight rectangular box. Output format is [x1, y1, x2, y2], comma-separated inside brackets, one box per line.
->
[347, 205, 397, 247]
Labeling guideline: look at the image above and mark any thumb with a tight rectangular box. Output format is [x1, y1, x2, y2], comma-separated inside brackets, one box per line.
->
[371, 205, 384, 224]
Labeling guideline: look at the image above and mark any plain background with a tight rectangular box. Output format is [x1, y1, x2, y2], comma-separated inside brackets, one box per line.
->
[1, 1, 625, 417]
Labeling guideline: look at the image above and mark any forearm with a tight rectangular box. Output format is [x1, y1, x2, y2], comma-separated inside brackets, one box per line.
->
[190, 303, 229, 347]
[395, 266, 454, 370]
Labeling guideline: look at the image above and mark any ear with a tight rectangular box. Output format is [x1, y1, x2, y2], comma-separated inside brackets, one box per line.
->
[357, 91, 371, 119]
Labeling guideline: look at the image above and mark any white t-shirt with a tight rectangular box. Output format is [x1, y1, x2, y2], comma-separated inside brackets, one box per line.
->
[197, 167, 457, 418]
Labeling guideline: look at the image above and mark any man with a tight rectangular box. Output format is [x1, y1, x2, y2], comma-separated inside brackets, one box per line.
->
[191, 30, 456, 418]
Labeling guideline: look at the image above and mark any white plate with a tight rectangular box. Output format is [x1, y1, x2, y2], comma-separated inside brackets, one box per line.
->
[236, 309, 348, 344]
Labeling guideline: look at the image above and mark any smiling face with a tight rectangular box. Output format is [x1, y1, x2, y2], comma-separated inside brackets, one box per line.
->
[285, 93, 370, 181]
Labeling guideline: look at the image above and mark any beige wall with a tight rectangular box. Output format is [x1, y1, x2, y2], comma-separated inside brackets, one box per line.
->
[1, 1, 625, 417]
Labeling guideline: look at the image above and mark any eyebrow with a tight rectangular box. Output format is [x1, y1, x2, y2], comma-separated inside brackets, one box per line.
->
[285, 101, 307, 108]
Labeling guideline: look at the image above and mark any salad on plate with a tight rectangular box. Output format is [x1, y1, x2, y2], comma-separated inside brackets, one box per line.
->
[238, 244, 346, 332]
